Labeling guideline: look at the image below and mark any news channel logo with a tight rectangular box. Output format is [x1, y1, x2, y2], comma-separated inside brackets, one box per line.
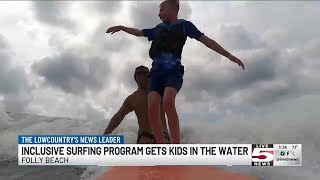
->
[251, 144, 274, 166]
[251, 144, 302, 166]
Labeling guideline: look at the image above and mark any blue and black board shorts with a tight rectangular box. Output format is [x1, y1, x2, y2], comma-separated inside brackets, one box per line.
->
[148, 64, 184, 97]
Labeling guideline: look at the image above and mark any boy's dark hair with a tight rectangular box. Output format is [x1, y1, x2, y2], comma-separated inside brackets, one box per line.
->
[160, 0, 180, 13]
[134, 65, 149, 81]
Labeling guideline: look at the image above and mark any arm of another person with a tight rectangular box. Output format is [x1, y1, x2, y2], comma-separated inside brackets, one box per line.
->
[103, 96, 134, 135]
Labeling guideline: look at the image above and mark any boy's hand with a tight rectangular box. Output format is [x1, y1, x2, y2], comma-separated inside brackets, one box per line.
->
[106, 26, 123, 34]
[106, 26, 143, 37]
[228, 54, 245, 70]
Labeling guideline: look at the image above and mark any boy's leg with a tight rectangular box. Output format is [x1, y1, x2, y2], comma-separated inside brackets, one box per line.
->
[160, 104, 171, 143]
[148, 91, 166, 144]
[148, 71, 166, 144]
[162, 66, 184, 144]
[163, 87, 180, 144]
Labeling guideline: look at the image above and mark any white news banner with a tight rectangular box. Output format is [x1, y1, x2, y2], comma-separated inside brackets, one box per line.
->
[18, 144, 252, 166]
[273, 144, 302, 166]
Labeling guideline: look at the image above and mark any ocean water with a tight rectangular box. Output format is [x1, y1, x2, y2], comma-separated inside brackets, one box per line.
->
[0, 95, 320, 180]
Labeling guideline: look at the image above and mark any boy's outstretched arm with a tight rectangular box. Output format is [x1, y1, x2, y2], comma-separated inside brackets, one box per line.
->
[198, 35, 245, 70]
[106, 26, 144, 37]
[103, 96, 133, 135]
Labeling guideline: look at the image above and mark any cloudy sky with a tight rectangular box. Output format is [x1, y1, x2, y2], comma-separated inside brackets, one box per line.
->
[0, 1, 319, 122]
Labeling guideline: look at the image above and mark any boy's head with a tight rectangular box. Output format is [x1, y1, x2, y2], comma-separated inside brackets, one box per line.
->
[134, 65, 149, 88]
[159, 0, 179, 22]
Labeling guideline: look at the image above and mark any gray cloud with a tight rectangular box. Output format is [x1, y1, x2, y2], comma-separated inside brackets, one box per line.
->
[47, 33, 66, 51]
[225, 79, 291, 107]
[84, 1, 124, 16]
[3, 93, 33, 113]
[32, 1, 76, 30]
[0, 35, 8, 49]
[218, 2, 320, 47]
[88, 17, 134, 55]
[85, 103, 106, 121]
[303, 38, 320, 59]
[0, 62, 31, 95]
[32, 52, 111, 95]
[120, 64, 138, 90]
[217, 24, 266, 50]
[73, 1, 128, 54]
[25, 90, 107, 120]
[0, 34, 33, 113]
[261, 28, 290, 49]
[183, 47, 278, 102]
[262, 39, 320, 102]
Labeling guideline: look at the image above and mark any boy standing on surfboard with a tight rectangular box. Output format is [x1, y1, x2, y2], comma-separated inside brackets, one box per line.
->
[106, 0, 245, 144]
[103, 66, 171, 144]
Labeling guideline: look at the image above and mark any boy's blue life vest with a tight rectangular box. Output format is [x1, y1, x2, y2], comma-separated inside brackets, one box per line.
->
[149, 19, 187, 60]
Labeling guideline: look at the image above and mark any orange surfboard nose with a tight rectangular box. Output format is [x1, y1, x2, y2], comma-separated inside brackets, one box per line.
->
[97, 166, 257, 180]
